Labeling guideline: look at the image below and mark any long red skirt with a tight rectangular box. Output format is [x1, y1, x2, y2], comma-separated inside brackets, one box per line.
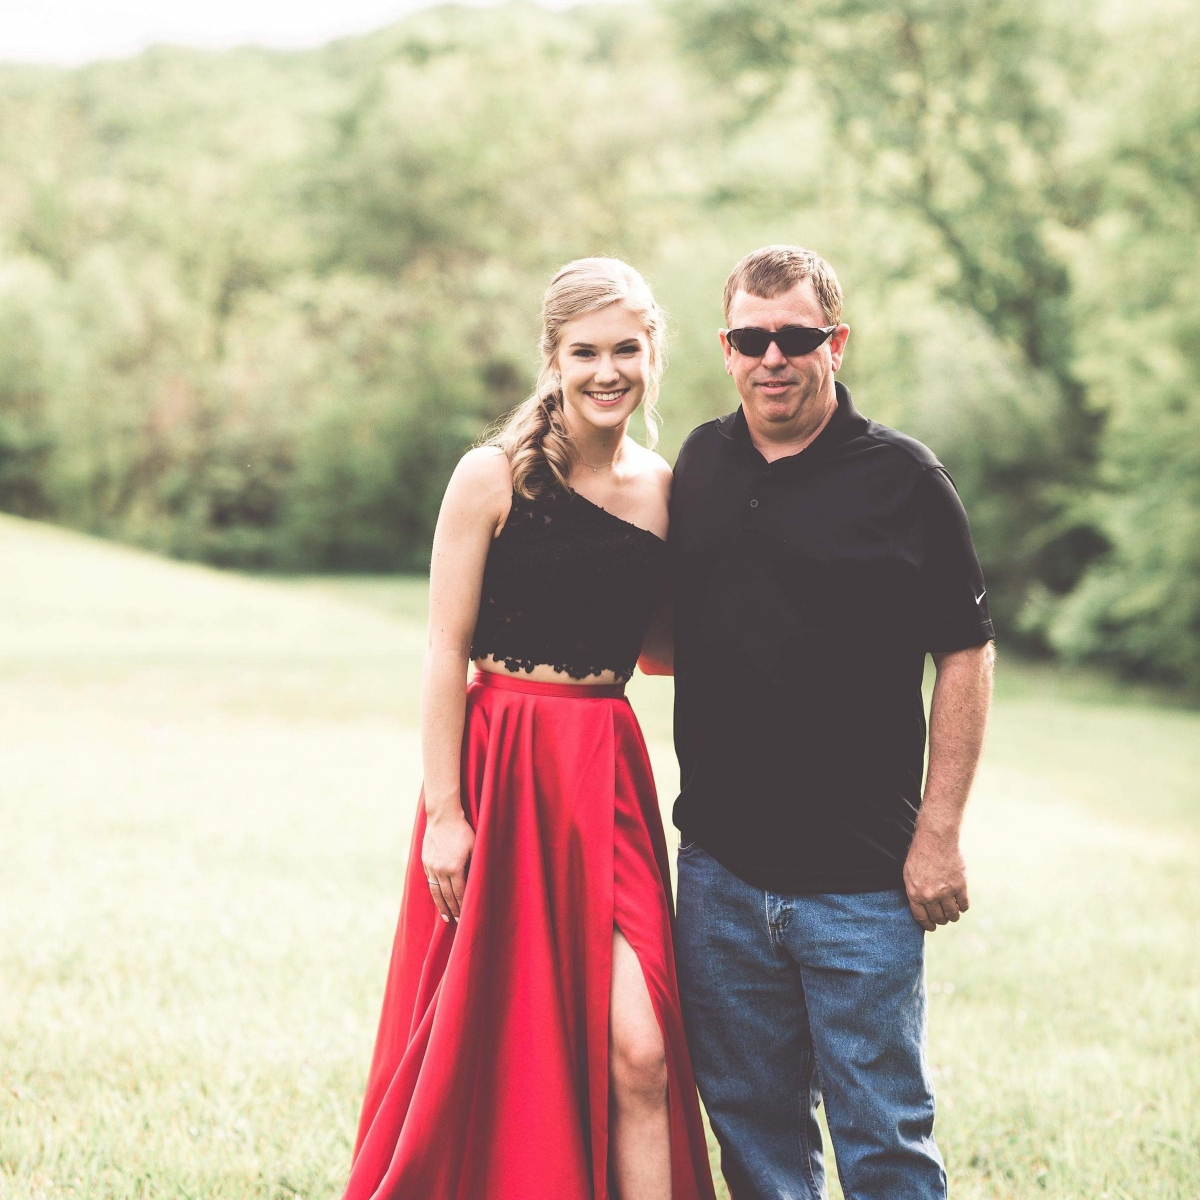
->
[343, 670, 717, 1200]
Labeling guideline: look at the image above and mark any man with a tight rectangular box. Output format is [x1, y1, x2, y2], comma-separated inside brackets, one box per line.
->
[670, 245, 994, 1200]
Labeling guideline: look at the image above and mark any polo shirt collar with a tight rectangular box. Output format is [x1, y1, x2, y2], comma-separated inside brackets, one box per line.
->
[715, 381, 865, 464]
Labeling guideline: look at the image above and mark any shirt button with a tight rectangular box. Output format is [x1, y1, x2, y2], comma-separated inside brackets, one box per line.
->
[749, 499, 759, 508]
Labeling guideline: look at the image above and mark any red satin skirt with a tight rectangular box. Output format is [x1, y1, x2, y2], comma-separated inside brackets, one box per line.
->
[343, 670, 716, 1200]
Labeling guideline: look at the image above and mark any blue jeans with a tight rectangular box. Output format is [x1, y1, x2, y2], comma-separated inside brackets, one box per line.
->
[675, 844, 946, 1200]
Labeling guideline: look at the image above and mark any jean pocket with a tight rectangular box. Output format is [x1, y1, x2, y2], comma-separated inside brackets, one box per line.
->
[677, 839, 700, 856]
[674, 850, 755, 1011]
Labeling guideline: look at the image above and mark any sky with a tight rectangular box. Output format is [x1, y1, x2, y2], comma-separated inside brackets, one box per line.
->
[1, 0, 637, 66]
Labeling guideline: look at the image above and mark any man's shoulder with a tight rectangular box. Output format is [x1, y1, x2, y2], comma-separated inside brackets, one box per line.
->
[856, 417, 945, 477]
[675, 413, 733, 470]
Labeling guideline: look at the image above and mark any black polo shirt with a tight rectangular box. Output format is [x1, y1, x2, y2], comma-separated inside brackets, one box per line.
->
[671, 382, 994, 893]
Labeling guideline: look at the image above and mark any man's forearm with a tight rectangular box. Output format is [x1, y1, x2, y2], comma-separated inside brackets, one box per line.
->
[903, 641, 994, 930]
[920, 642, 994, 832]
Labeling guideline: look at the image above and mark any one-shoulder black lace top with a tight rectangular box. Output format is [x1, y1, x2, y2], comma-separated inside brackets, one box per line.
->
[470, 488, 668, 683]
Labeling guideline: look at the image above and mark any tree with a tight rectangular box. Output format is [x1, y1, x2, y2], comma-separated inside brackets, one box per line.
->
[1038, 10, 1200, 685]
[668, 0, 1108, 631]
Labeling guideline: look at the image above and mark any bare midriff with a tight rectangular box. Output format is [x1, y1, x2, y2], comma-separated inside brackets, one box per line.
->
[473, 655, 626, 687]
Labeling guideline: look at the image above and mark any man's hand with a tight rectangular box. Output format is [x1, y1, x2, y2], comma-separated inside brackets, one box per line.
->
[903, 827, 969, 932]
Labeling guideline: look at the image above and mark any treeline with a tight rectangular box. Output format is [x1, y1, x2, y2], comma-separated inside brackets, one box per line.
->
[0, 1, 1197, 687]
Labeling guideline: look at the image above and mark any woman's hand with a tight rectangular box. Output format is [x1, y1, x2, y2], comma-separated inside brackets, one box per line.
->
[421, 807, 475, 922]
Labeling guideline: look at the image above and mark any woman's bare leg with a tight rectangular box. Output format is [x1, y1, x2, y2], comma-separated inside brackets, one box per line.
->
[609, 928, 671, 1199]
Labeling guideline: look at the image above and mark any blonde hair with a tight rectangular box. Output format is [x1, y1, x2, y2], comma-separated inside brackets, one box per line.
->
[723, 245, 844, 325]
[486, 257, 666, 499]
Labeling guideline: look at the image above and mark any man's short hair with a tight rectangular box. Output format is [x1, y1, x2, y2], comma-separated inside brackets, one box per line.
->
[723, 245, 844, 325]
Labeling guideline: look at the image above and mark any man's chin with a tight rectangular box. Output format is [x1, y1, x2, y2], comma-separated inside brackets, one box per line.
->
[748, 395, 802, 422]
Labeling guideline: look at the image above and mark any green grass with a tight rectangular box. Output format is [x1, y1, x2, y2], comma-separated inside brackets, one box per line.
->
[1, 515, 1197, 1200]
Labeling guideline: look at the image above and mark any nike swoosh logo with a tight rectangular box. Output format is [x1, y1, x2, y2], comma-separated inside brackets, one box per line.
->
[975, 589, 987, 605]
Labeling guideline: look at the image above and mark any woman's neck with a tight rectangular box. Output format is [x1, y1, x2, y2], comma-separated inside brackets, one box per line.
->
[562, 407, 629, 472]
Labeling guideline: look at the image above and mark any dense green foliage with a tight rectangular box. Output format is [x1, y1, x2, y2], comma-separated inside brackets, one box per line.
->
[0, 1, 1197, 684]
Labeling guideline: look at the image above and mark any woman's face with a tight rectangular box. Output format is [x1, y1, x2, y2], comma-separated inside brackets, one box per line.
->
[555, 301, 651, 439]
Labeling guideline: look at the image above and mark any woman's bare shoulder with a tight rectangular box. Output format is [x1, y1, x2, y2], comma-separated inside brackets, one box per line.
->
[625, 441, 673, 498]
[442, 446, 513, 533]
[616, 442, 671, 539]
[450, 446, 512, 495]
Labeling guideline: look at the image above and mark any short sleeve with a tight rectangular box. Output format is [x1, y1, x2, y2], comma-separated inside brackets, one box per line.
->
[916, 467, 995, 653]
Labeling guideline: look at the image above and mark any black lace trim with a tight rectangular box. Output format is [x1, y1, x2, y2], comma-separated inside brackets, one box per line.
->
[470, 488, 667, 682]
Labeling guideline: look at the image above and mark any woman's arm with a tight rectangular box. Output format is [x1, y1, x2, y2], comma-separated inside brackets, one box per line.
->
[637, 588, 674, 676]
[420, 447, 511, 923]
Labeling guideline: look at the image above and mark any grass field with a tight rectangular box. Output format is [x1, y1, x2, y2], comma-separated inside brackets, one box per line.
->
[1, 513, 1197, 1200]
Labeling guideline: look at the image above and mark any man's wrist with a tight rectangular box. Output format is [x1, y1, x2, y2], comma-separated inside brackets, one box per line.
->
[914, 801, 964, 842]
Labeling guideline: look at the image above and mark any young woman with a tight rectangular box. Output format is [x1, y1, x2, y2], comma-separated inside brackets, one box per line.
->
[342, 259, 715, 1200]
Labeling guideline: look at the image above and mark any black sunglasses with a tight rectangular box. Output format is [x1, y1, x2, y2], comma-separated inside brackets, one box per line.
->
[726, 324, 838, 357]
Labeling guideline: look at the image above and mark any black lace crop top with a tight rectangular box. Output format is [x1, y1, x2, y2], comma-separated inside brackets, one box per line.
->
[470, 488, 668, 683]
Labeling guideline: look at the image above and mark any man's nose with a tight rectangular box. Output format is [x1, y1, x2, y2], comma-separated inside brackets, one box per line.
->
[761, 339, 789, 368]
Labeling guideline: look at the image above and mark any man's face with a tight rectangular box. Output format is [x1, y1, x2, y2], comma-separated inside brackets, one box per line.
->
[720, 280, 849, 428]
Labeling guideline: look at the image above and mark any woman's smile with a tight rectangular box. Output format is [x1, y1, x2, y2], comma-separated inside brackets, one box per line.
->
[585, 387, 631, 405]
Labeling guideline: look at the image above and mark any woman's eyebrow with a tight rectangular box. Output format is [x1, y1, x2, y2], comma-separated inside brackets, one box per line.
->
[566, 337, 642, 350]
